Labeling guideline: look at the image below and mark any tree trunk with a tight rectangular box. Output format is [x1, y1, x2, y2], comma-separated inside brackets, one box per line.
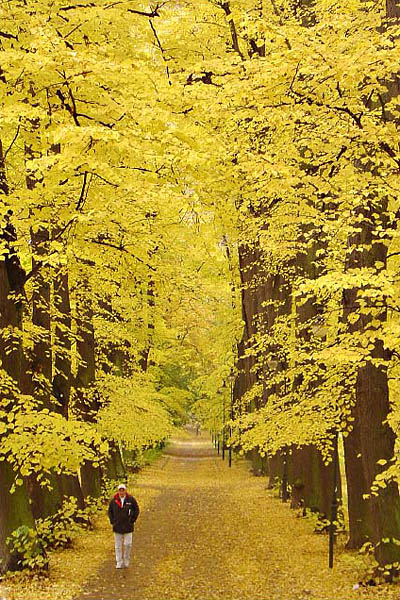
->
[342, 197, 400, 567]
[268, 452, 283, 488]
[0, 251, 37, 572]
[291, 219, 341, 520]
[30, 225, 52, 402]
[25, 140, 63, 520]
[139, 273, 155, 371]
[104, 442, 126, 482]
[0, 150, 40, 572]
[340, 0, 400, 568]
[27, 228, 64, 518]
[53, 250, 84, 510]
[247, 449, 268, 476]
[75, 267, 102, 499]
[53, 257, 72, 417]
[290, 445, 339, 523]
[343, 422, 372, 549]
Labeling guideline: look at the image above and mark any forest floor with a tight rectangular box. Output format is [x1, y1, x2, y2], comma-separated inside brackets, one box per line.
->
[2, 432, 400, 600]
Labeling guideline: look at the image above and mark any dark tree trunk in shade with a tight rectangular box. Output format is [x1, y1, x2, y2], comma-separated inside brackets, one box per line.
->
[343, 422, 372, 549]
[338, 0, 400, 568]
[25, 137, 52, 405]
[53, 250, 84, 510]
[342, 195, 400, 565]
[290, 446, 340, 521]
[139, 274, 155, 372]
[0, 251, 37, 573]
[104, 441, 126, 482]
[246, 450, 268, 476]
[27, 237, 64, 518]
[235, 240, 292, 481]
[75, 269, 102, 499]
[53, 261, 72, 418]
[235, 243, 266, 471]
[25, 142, 63, 520]
[290, 226, 341, 520]
[268, 452, 283, 488]
[30, 225, 52, 402]
[95, 295, 127, 484]
[97, 295, 132, 377]
[0, 147, 39, 572]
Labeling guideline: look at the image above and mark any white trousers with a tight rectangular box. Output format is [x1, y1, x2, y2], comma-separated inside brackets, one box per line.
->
[114, 532, 133, 567]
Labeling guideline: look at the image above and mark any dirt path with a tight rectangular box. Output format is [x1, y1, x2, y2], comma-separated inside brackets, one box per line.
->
[74, 433, 385, 600]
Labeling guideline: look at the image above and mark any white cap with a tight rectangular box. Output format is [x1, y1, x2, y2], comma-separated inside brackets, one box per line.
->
[118, 483, 127, 490]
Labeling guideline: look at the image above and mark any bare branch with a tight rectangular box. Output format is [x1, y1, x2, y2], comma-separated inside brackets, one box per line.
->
[218, 2, 244, 60]
[116, 164, 163, 174]
[1, 124, 21, 166]
[59, 2, 95, 11]
[84, 237, 157, 271]
[149, 18, 171, 85]
[0, 31, 18, 40]
[128, 2, 164, 18]
[76, 171, 88, 211]
[89, 172, 118, 187]
[52, 217, 77, 242]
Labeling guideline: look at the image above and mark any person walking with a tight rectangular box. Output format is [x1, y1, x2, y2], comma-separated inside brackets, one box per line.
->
[108, 483, 140, 569]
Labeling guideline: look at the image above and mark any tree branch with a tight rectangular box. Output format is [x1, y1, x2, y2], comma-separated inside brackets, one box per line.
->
[0, 31, 18, 40]
[84, 237, 157, 271]
[116, 164, 163, 174]
[59, 2, 95, 11]
[219, 2, 244, 60]
[149, 18, 171, 85]
[128, 2, 165, 18]
[89, 171, 118, 187]
[289, 85, 364, 129]
[23, 219, 77, 284]
[1, 124, 21, 166]
[76, 171, 88, 211]
[52, 217, 77, 242]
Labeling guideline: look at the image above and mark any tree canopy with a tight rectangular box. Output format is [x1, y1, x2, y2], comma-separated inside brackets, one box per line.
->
[2, 0, 400, 578]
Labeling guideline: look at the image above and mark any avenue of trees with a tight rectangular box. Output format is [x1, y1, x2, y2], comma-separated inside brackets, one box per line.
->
[2, 0, 400, 581]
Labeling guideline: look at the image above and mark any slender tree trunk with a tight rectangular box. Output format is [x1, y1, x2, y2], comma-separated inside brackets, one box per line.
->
[268, 452, 283, 488]
[25, 134, 52, 403]
[291, 232, 341, 520]
[53, 246, 85, 510]
[30, 224, 52, 401]
[0, 248, 37, 572]
[235, 243, 264, 470]
[75, 267, 102, 499]
[139, 274, 155, 372]
[96, 295, 127, 483]
[53, 242, 72, 418]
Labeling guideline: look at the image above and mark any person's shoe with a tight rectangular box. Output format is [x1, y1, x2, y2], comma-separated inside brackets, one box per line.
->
[124, 563, 130, 568]
[116, 564, 123, 569]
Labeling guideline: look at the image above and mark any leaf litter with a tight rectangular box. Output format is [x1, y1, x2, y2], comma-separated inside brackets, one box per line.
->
[2, 433, 400, 600]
